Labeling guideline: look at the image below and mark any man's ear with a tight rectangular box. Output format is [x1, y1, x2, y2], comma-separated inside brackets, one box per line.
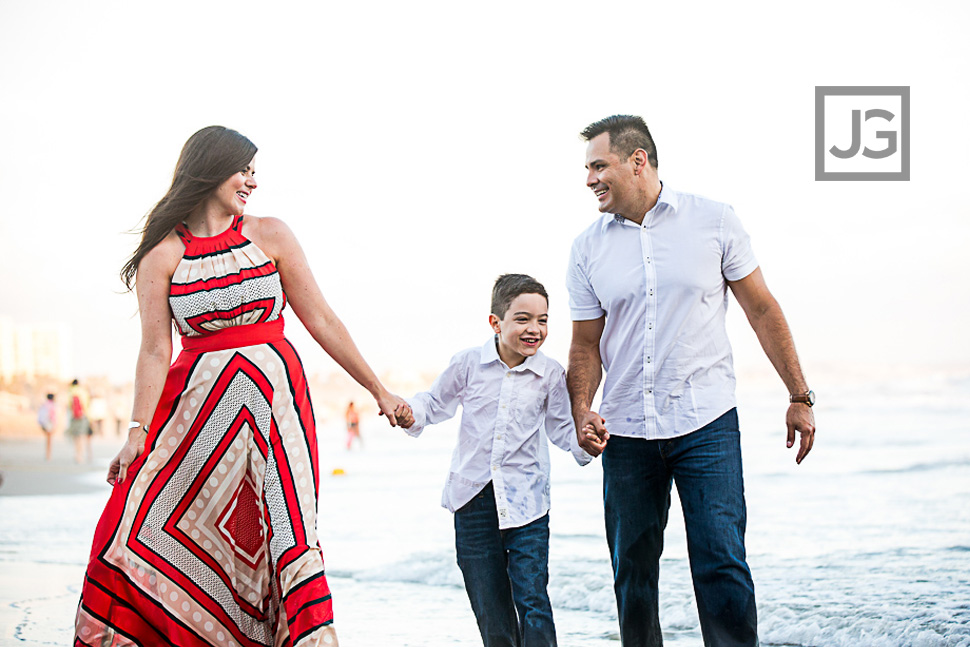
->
[489, 314, 501, 333]
[632, 148, 648, 176]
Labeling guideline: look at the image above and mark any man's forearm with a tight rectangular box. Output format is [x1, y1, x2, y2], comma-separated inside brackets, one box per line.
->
[749, 300, 808, 394]
[567, 343, 603, 415]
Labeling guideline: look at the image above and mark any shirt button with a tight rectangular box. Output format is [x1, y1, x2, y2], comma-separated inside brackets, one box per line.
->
[506, 372, 511, 377]
[501, 404, 507, 409]
[647, 356, 652, 363]
[491, 465, 497, 471]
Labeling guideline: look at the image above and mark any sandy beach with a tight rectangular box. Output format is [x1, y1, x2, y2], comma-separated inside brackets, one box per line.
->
[3, 371, 970, 647]
[0, 429, 607, 647]
[0, 434, 118, 645]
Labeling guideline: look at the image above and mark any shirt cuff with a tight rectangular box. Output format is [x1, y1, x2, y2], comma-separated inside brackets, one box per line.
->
[403, 399, 426, 437]
[573, 445, 595, 466]
[569, 305, 605, 321]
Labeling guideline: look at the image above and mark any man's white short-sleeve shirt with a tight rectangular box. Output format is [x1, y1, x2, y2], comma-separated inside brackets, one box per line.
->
[566, 186, 759, 440]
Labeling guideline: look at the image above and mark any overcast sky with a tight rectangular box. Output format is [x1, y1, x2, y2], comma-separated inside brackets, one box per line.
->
[1, 0, 967, 386]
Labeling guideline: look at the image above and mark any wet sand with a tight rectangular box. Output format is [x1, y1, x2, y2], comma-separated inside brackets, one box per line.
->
[0, 435, 119, 646]
[0, 434, 483, 647]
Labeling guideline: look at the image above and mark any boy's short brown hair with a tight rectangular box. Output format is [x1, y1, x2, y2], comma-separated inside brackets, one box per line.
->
[491, 274, 548, 318]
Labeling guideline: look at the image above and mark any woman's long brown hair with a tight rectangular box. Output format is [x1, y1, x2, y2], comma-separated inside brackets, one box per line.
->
[120, 126, 257, 290]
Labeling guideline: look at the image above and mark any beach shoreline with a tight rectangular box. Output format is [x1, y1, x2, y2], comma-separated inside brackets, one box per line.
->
[3, 376, 969, 647]
[0, 436, 118, 645]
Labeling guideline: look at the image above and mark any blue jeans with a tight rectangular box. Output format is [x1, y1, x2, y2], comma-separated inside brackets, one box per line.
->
[454, 482, 557, 647]
[602, 408, 757, 647]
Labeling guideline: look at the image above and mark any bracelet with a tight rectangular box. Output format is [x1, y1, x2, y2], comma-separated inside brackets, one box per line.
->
[128, 421, 150, 434]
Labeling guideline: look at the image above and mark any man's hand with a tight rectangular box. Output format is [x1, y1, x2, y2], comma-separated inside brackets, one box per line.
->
[576, 410, 609, 456]
[787, 403, 815, 464]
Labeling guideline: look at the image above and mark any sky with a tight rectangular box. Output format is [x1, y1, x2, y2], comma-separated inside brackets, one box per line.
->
[1, 0, 968, 388]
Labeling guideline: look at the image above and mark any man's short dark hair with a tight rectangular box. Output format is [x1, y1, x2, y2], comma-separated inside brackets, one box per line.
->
[491, 274, 548, 318]
[581, 115, 659, 169]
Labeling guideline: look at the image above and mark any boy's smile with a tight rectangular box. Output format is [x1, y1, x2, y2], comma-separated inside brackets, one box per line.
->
[490, 293, 548, 368]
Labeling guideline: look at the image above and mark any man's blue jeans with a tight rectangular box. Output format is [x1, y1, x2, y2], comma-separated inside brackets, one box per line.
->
[454, 482, 558, 647]
[602, 408, 757, 647]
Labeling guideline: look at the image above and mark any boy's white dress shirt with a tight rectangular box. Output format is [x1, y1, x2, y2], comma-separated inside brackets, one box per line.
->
[406, 337, 592, 529]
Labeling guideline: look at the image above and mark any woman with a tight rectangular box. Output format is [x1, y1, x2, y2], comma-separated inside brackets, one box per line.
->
[66, 379, 93, 463]
[344, 401, 361, 450]
[37, 392, 57, 460]
[75, 126, 409, 647]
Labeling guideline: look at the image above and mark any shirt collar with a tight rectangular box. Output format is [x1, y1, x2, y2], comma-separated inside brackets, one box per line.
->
[609, 182, 678, 226]
[480, 336, 547, 376]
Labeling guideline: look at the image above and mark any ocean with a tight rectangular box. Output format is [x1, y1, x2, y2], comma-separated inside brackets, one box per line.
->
[2, 369, 968, 646]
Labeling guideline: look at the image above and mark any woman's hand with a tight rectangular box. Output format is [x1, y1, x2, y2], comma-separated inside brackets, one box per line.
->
[107, 432, 147, 486]
[376, 392, 413, 428]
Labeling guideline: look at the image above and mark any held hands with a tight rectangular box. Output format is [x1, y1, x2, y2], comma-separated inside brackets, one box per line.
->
[787, 403, 815, 464]
[377, 392, 414, 429]
[395, 403, 415, 429]
[576, 410, 609, 457]
[107, 430, 148, 486]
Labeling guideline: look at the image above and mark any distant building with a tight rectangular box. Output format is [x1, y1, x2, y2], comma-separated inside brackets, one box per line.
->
[0, 316, 74, 383]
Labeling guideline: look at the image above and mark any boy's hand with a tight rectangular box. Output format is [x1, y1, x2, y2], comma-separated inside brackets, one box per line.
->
[396, 403, 415, 429]
[576, 410, 608, 456]
[377, 393, 410, 427]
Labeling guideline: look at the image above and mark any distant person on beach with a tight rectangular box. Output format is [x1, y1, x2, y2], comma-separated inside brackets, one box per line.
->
[66, 379, 92, 463]
[87, 394, 108, 436]
[74, 126, 411, 647]
[37, 393, 57, 461]
[402, 274, 603, 647]
[345, 401, 362, 450]
[566, 115, 816, 647]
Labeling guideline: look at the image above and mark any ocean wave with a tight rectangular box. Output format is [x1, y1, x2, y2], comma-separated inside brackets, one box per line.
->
[863, 458, 970, 475]
[346, 550, 465, 589]
[760, 603, 970, 647]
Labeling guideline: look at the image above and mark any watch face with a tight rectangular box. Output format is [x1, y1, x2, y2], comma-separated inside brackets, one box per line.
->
[808, 390, 816, 406]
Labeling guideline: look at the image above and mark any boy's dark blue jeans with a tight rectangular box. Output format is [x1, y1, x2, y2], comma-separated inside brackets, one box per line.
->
[454, 482, 558, 647]
[602, 408, 758, 647]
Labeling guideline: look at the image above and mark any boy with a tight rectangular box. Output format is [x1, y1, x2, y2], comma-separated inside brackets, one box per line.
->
[403, 274, 606, 647]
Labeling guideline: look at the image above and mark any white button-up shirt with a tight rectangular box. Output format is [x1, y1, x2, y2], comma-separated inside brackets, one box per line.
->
[566, 186, 759, 440]
[406, 338, 593, 529]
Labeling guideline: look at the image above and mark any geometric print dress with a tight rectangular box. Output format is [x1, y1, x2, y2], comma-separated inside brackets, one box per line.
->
[75, 215, 338, 647]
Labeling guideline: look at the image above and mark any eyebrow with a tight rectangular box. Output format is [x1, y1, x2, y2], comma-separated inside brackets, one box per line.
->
[585, 158, 607, 169]
[512, 311, 548, 317]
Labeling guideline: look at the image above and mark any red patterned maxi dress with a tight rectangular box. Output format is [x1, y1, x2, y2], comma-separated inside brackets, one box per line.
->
[76, 216, 338, 647]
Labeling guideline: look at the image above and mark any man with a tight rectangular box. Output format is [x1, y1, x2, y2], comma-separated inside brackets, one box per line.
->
[566, 115, 815, 647]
